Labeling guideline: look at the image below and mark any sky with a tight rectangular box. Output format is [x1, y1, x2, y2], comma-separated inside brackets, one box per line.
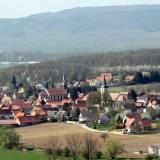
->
[0, 0, 160, 18]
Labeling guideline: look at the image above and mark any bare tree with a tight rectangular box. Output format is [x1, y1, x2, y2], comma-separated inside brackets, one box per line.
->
[45, 136, 62, 160]
[100, 133, 108, 142]
[82, 132, 102, 160]
[65, 133, 83, 160]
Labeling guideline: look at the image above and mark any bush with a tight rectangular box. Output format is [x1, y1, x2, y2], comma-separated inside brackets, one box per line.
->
[0, 126, 20, 150]
[95, 151, 102, 159]
[145, 155, 159, 160]
[105, 140, 124, 160]
[64, 147, 70, 157]
[56, 148, 63, 156]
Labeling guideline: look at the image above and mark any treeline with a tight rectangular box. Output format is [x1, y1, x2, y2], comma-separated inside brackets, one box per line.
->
[59, 48, 160, 67]
[1, 48, 160, 64]
[1, 48, 160, 85]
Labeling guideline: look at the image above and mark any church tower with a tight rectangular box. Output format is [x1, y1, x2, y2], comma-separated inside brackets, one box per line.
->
[100, 76, 109, 106]
[62, 74, 68, 90]
[100, 76, 109, 94]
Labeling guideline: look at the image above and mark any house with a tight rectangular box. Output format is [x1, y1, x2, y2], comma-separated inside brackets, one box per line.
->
[136, 94, 148, 107]
[16, 115, 42, 126]
[1, 95, 12, 105]
[147, 99, 160, 109]
[31, 107, 47, 121]
[73, 94, 89, 111]
[147, 92, 160, 99]
[109, 92, 129, 107]
[85, 79, 97, 86]
[41, 88, 68, 101]
[124, 113, 151, 133]
[12, 99, 33, 114]
[112, 76, 121, 84]
[79, 111, 88, 123]
[125, 75, 135, 84]
[99, 113, 110, 125]
[135, 102, 143, 110]
[100, 73, 113, 81]
[73, 101, 87, 111]
[0, 106, 14, 120]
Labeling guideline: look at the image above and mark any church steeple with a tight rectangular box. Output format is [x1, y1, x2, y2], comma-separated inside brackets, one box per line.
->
[100, 76, 109, 107]
[62, 73, 68, 90]
[100, 76, 109, 97]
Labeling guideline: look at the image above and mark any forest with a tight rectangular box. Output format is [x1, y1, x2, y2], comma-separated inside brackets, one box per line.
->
[0, 48, 160, 86]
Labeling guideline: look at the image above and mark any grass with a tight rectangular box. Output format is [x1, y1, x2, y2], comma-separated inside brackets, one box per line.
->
[95, 124, 111, 131]
[0, 149, 46, 160]
[0, 149, 145, 160]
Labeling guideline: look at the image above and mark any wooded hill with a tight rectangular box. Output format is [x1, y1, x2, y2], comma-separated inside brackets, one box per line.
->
[1, 5, 160, 56]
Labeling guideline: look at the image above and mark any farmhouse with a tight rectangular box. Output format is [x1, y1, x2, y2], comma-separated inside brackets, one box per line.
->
[124, 113, 151, 133]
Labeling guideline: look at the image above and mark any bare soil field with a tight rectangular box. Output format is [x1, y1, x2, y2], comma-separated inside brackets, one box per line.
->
[16, 123, 160, 153]
[16, 123, 88, 147]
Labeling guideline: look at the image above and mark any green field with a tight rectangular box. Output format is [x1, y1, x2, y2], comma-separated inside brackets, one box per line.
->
[0, 149, 145, 160]
[0, 149, 46, 160]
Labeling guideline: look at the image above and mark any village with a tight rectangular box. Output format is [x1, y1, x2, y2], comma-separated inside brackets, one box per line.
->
[0, 72, 159, 134]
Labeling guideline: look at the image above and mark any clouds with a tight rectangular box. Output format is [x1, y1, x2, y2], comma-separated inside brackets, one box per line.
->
[0, 0, 159, 18]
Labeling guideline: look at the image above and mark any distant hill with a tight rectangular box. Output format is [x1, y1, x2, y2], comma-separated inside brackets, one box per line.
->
[1, 5, 160, 55]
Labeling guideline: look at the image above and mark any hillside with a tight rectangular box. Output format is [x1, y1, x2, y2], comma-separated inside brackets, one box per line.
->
[1, 5, 160, 56]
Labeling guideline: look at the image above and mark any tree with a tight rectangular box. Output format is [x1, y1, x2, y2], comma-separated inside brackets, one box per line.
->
[103, 91, 112, 103]
[65, 133, 82, 160]
[45, 136, 62, 160]
[105, 140, 124, 159]
[12, 75, 17, 89]
[128, 89, 137, 102]
[135, 72, 144, 84]
[82, 133, 102, 160]
[0, 126, 20, 150]
[87, 92, 101, 106]
[69, 87, 78, 101]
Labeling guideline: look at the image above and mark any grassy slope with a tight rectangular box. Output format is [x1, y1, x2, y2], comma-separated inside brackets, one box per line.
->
[0, 149, 46, 160]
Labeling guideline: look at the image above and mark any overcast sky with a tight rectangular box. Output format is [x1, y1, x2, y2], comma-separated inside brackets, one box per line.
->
[0, 0, 160, 18]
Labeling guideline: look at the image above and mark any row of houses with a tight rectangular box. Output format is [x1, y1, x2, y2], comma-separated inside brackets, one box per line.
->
[0, 87, 70, 127]
[85, 72, 135, 86]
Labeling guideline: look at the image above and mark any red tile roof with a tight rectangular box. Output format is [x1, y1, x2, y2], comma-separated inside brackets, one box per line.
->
[17, 115, 41, 124]
[12, 100, 32, 109]
[43, 88, 67, 96]
[73, 101, 87, 109]
[126, 113, 151, 128]
[142, 120, 151, 128]
[126, 118, 135, 128]
[34, 108, 46, 116]
[16, 112, 25, 117]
